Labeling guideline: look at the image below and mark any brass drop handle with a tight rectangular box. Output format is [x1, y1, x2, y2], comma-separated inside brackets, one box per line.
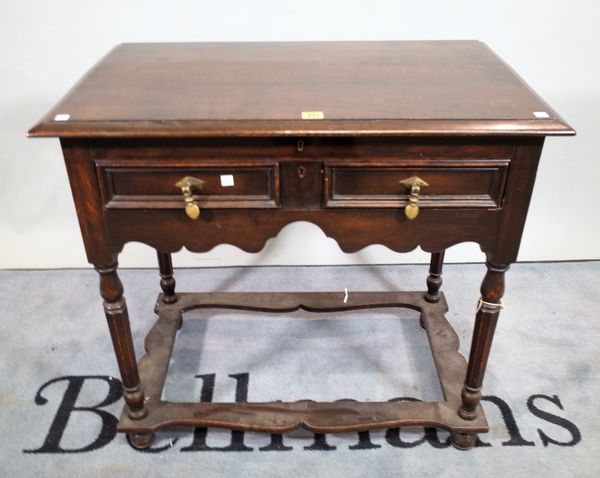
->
[175, 176, 205, 220]
[399, 176, 429, 220]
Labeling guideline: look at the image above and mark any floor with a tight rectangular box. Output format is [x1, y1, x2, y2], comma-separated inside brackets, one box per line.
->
[0, 262, 598, 477]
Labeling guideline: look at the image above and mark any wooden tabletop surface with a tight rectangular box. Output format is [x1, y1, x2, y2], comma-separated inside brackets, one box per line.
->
[29, 41, 574, 137]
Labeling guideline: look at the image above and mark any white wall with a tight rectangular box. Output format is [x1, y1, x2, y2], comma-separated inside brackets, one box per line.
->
[1, 0, 598, 269]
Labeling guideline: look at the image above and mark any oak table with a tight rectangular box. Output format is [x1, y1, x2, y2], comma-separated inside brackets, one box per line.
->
[29, 41, 574, 450]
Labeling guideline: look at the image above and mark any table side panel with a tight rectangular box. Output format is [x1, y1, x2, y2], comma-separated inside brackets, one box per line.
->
[488, 137, 545, 264]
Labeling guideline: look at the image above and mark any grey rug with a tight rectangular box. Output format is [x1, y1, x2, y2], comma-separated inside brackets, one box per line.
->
[1, 262, 598, 477]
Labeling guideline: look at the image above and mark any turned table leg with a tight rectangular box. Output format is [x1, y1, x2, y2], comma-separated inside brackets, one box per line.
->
[451, 260, 508, 449]
[95, 263, 147, 421]
[421, 251, 445, 329]
[424, 251, 445, 303]
[157, 251, 177, 304]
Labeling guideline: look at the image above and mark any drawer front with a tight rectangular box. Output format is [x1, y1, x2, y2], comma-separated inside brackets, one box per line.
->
[324, 159, 509, 209]
[96, 159, 280, 209]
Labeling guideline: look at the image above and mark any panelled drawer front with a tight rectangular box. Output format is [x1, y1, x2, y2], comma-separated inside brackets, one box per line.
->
[324, 159, 509, 209]
[96, 159, 280, 209]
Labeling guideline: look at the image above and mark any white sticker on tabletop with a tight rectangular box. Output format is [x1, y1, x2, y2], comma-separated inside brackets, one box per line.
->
[54, 113, 70, 121]
[220, 174, 234, 187]
[533, 111, 550, 118]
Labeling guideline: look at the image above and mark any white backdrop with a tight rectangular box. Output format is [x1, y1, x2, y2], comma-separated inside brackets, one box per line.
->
[1, 0, 598, 269]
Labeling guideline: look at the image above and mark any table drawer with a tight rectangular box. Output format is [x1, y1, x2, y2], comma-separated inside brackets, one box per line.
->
[323, 160, 509, 209]
[96, 159, 280, 209]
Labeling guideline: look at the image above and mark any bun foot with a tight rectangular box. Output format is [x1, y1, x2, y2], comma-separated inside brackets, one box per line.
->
[128, 432, 155, 450]
[450, 431, 477, 450]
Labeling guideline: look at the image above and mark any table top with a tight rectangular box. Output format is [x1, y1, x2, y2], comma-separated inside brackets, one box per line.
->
[29, 41, 574, 138]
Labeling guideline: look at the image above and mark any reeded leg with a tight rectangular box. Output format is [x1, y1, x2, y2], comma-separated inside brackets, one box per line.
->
[157, 252, 177, 304]
[95, 263, 147, 420]
[424, 251, 445, 303]
[451, 261, 508, 449]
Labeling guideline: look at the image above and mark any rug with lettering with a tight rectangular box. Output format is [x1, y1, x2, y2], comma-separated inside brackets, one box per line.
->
[1, 263, 598, 477]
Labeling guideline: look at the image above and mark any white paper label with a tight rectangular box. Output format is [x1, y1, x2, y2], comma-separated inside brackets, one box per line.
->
[54, 113, 70, 121]
[220, 174, 234, 187]
[533, 111, 550, 118]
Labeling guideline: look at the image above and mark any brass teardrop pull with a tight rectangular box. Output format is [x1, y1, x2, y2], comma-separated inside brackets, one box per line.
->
[175, 176, 205, 220]
[399, 176, 429, 220]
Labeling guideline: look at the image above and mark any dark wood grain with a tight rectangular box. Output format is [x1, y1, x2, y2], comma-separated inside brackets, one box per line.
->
[97, 159, 280, 210]
[28, 41, 574, 138]
[490, 139, 545, 264]
[325, 160, 508, 209]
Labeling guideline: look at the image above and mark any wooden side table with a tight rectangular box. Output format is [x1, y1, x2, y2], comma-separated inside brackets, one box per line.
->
[29, 41, 574, 450]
